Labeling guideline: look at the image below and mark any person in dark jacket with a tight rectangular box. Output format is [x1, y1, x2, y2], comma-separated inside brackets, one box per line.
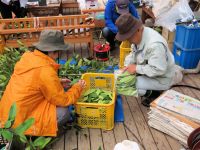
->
[0, 0, 27, 18]
[103, 0, 139, 50]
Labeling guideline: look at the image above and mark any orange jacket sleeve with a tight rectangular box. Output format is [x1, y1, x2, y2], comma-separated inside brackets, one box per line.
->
[39, 66, 83, 106]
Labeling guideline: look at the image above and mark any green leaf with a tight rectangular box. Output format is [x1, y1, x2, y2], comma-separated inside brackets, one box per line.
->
[98, 146, 102, 150]
[14, 118, 34, 135]
[2, 130, 13, 141]
[17, 40, 24, 46]
[83, 96, 88, 102]
[5, 103, 17, 128]
[77, 59, 83, 67]
[25, 146, 31, 150]
[25, 139, 36, 150]
[4, 120, 12, 128]
[19, 134, 28, 143]
[96, 89, 101, 96]
[0, 75, 7, 81]
[70, 78, 79, 86]
[83, 89, 96, 97]
[33, 137, 52, 149]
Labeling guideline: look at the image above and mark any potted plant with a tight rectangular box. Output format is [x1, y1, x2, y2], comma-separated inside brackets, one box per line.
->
[0, 103, 51, 150]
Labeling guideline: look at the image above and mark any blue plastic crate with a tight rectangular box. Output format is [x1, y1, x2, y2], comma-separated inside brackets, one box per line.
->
[114, 95, 124, 122]
[175, 25, 200, 49]
[173, 42, 200, 69]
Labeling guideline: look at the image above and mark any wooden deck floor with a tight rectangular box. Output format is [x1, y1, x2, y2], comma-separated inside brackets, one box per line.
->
[50, 73, 200, 150]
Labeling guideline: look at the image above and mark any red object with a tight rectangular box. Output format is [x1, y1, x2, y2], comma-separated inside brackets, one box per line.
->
[188, 127, 200, 150]
[94, 44, 110, 52]
[94, 44, 110, 61]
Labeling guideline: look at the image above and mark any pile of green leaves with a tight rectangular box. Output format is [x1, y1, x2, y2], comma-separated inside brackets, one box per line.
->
[59, 54, 119, 85]
[116, 71, 138, 96]
[0, 103, 51, 150]
[0, 41, 28, 99]
[79, 89, 113, 104]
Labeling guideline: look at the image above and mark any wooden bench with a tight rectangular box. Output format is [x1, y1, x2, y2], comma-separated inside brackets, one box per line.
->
[0, 14, 95, 54]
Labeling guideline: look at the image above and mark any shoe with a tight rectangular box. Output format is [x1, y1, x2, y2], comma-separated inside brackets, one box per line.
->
[141, 97, 155, 107]
[141, 90, 162, 107]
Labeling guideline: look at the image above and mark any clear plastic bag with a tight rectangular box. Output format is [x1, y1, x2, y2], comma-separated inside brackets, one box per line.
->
[155, 0, 194, 31]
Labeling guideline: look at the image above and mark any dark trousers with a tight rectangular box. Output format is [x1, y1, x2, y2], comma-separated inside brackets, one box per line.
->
[102, 27, 116, 47]
[0, 1, 26, 18]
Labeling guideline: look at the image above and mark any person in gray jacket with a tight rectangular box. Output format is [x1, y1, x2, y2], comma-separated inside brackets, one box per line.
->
[115, 13, 181, 107]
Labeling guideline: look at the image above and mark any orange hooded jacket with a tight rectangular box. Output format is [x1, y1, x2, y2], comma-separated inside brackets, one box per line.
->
[0, 50, 82, 136]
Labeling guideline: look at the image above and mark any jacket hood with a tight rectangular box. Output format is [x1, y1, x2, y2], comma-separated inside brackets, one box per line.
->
[14, 50, 60, 75]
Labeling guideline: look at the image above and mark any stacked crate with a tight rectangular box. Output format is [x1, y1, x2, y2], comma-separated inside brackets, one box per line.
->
[173, 25, 200, 69]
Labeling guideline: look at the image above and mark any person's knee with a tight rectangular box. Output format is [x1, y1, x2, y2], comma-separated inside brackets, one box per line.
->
[102, 27, 116, 39]
[102, 27, 111, 38]
[56, 107, 70, 126]
[137, 89, 147, 96]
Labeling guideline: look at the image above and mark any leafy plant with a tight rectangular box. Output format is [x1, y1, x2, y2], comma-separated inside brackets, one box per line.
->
[116, 71, 137, 96]
[0, 103, 52, 150]
[59, 54, 119, 85]
[79, 89, 113, 104]
[0, 41, 28, 99]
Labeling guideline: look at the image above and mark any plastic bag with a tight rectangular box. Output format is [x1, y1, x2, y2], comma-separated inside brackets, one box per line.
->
[114, 140, 140, 150]
[155, 0, 194, 31]
[124, 52, 135, 67]
[152, 0, 175, 18]
[115, 71, 138, 96]
[172, 65, 183, 85]
[124, 44, 136, 67]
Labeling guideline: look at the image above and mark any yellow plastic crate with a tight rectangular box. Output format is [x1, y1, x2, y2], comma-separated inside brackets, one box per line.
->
[119, 41, 131, 68]
[75, 73, 116, 130]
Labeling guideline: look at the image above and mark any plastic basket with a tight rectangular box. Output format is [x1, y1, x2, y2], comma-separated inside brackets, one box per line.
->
[75, 73, 116, 130]
[173, 42, 200, 69]
[175, 25, 200, 49]
[119, 41, 131, 68]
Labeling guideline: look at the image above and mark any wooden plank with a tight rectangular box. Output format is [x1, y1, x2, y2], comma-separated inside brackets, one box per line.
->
[126, 96, 157, 150]
[82, 8, 104, 13]
[136, 97, 172, 150]
[102, 130, 116, 150]
[113, 122, 127, 143]
[182, 75, 200, 99]
[165, 135, 183, 150]
[65, 128, 78, 150]
[121, 96, 142, 144]
[187, 74, 200, 88]
[179, 77, 199, 99]
[77, 128, 90, 150]
[89, 129, 104, 150]
[51, 135, 65, 150]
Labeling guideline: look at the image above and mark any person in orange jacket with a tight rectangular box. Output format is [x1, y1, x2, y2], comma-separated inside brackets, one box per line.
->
[0, 29, 86, 137]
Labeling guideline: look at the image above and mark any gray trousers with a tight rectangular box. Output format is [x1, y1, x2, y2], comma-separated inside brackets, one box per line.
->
[136, 76, 172, 96]
[56, 107, 70, 127]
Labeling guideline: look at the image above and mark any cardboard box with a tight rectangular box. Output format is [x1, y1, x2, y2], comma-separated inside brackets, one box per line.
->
[162, 27, 175, 42]
[162, 27, 175, 51]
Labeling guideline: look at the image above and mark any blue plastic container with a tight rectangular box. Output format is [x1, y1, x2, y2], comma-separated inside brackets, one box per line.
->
[175, 25, 200, 49]
[173, 42, 200, 69]
[114, 95, 124, 122]
[58, 59, 66, 65]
